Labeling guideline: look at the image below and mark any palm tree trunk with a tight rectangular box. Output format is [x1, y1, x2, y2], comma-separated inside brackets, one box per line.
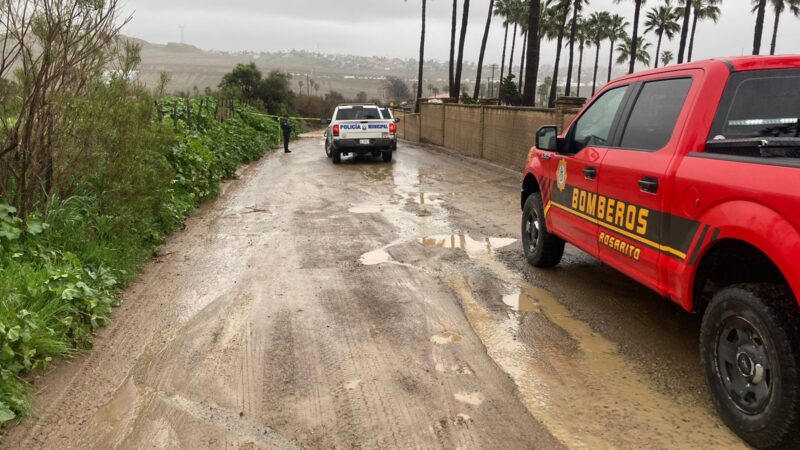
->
[518, 31, 528, 93]
[592, 41, 601, 96]
[454, 0, 471, 101]
[509, 23, 518, 80]
[416, 0, 427, 113]
[522, 0, 542, 106]
[449, 0, 457, 98]
[677, 1, 691, 64]
[753, 0, 767, 55]
[608, 39, 614, 82]
[549, 13, 568, 107]
[629, 1, 642, 74]
[770, 8, 781, 55]
[688, 9, 699, 62]
[654, 32, 663, 69]
[565, 3, 578, 96]
[474, 0, 495, 100]
[500, 23, 509, 89]
[577, 42, 584, 97]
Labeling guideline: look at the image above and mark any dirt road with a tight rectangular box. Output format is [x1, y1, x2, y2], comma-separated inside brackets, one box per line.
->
[3, 135, 748, 449]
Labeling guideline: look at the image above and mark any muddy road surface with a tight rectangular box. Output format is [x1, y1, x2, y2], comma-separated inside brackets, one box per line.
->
[3, 135, 747, 449]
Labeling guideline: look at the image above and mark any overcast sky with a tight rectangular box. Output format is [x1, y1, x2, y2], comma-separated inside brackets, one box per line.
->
[119, 1, 800, 65]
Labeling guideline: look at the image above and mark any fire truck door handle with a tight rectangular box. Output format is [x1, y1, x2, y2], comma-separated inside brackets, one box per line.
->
[583, 167, 597, 180]
[638, 177, 659, 194]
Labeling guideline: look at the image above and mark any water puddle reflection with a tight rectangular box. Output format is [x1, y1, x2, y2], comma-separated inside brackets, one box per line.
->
[420, 234, 517, 257]
[501, 288, 539, 314]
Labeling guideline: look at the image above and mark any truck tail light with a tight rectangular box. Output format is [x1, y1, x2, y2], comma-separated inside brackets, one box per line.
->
[389, 122, 397, 134]
[333, 124, 340, 137]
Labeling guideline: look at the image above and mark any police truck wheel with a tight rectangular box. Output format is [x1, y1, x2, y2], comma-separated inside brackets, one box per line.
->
[332, 149, 342, 164]
[700, 284, 800, 449]
[325, 140, 332, 158]
[382, 151, 393, 163]
[521, 193, 564, 267]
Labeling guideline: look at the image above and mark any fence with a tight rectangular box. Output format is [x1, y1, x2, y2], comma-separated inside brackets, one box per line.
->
[395, 98, 583, 172]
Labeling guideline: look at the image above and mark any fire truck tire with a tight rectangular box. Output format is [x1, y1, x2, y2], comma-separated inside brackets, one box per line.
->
[700, 283, 800, 449]
[521, 193, 564, 267]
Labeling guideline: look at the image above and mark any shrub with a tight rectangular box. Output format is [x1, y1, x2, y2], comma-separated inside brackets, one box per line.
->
[0, 91, 282, 424]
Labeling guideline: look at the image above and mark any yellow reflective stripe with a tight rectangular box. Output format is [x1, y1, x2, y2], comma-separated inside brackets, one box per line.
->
[549, 202, 687, 260]
[544, 201, 552, 216]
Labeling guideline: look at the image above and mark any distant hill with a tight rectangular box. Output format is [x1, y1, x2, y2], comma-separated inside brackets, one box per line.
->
[129, 36, 477, 99]
[129, 36, 624, 100]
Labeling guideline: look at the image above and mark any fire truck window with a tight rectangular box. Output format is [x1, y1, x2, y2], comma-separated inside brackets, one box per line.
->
[570, 86, 629, 153]
[712, 74, 800, 139]
[619, 78, 692, 152]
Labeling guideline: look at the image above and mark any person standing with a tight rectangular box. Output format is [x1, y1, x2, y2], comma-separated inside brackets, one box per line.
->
[280, 116, 293, 153]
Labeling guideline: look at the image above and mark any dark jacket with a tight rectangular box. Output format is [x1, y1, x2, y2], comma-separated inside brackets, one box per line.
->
[280, 119, 292, 135]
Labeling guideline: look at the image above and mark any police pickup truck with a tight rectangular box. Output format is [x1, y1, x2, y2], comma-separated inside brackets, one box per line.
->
[522, 56, 800, 449]
[324, 104, 397, 164]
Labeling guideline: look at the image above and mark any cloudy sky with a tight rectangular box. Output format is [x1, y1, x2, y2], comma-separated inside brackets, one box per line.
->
[119, 1, 800, 64]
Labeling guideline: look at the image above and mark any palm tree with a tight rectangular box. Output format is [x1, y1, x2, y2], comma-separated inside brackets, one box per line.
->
[616, 35, 652, 69]
[495, 0, 514, 96]
[507, 0, 524, 84]
[606, 14, 629, 82]
[454, 0, 472, 101]
[753, 0, 768, 55]
[546, 0, 571, 107]
[522, 0, 543, 105]
[565, 0, 590, 96]
[614, 0, 645, 74]
[574, 17, 589, 96]
[768, 0, 800, 55]
[449, 0, 458, 98]
[517, 1, 531, 93]
[688, 0, 721, 62]
[474, 0, 496, 99]
[661, 50, 675, 66]
[677, 0, 692, 63]
[644, 4, 680, 68]
[416, 0, 427, 112]
[587, 12, 611, 96]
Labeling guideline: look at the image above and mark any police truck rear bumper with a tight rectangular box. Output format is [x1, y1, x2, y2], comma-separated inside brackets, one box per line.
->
[332, 138, 396, 152]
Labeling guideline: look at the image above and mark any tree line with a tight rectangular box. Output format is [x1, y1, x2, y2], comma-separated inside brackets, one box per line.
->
[413, 0, 800, 109]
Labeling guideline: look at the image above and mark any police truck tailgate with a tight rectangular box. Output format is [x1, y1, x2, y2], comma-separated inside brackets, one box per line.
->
[338, 121, 392, 141]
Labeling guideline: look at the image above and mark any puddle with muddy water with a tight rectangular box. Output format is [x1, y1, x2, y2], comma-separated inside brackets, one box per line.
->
[419, 234, 516, 258]
[448, 253, 746, 449]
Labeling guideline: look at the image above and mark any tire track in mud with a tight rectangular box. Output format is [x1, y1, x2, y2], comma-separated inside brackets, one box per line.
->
[4, 139, 564, 449]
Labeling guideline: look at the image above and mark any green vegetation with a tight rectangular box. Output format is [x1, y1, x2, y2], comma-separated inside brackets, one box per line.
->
[0, 84, 285, 424]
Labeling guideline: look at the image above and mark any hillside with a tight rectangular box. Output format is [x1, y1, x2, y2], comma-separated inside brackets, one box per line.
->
[130, 36, 483, 99]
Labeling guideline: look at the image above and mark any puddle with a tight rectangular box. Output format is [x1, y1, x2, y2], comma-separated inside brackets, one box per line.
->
[450, 272, 745, 449]
[344, 379, 362, 390]
[501, 288, 539, 314]
[420, 234, 516, 257]
[430, 331, 462, 345]
[454, 391, 484, 406]
[360, 247, 393, 266]
[349, 205, 384, 214]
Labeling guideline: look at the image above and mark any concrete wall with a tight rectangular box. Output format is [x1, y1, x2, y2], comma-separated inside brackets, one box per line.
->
[482, 106, 558, 170]
[443, 105, 482, 158]
[420, 103, 444, 146]
[396, 100, 580, 172]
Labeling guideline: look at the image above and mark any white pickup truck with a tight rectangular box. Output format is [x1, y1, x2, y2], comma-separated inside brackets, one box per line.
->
[324, 104, 397, 164]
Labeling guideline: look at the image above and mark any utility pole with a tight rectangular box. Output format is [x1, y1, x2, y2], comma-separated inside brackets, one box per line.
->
[489, 64, 498, 98]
